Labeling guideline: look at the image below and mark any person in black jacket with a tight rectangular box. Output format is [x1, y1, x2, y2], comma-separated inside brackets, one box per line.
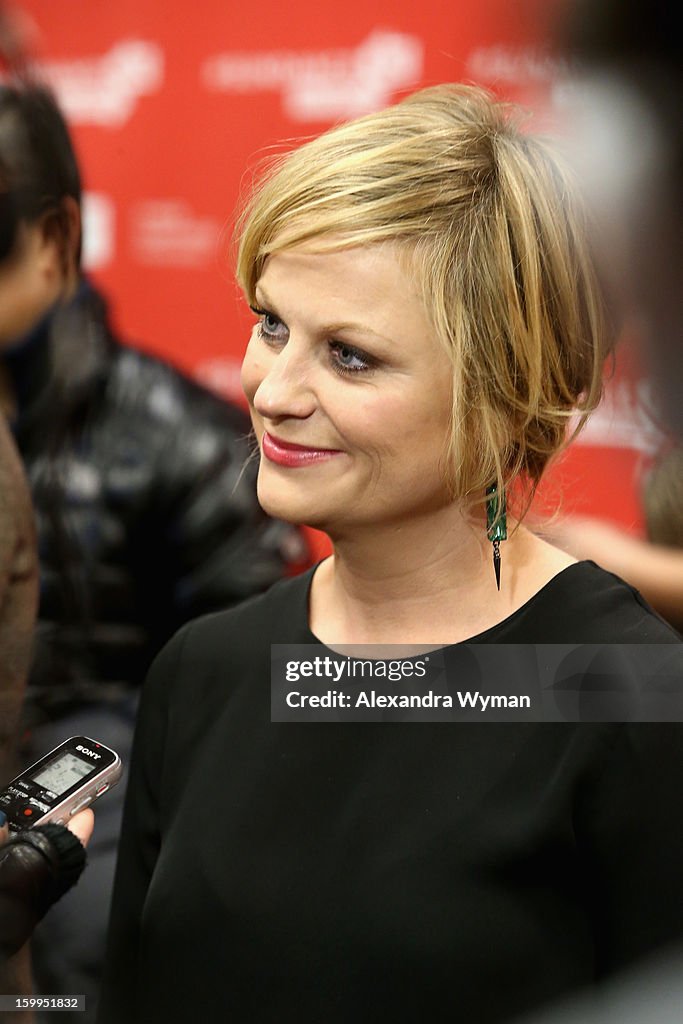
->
[0, 82, 308, 1020]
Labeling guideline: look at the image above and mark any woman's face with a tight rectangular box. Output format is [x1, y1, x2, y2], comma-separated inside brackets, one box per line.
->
[240, 242, 455, 534]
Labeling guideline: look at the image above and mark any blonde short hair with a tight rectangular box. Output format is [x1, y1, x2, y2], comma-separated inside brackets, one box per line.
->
[236, 83, 609, 512]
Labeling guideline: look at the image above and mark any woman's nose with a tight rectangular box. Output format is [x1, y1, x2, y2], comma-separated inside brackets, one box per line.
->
[251, 341, 317, 422]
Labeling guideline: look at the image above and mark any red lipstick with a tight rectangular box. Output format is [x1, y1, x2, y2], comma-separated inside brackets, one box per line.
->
[261, 432, 343, 468]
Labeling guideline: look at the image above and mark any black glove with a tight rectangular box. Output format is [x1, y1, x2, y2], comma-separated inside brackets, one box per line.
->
[0, 823, 87, 959]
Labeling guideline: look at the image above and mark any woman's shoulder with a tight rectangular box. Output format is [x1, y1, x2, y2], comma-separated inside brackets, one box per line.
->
[140, 566, 316, 727]
[500, 560, 682, 643]
[175, 565, 316, 653]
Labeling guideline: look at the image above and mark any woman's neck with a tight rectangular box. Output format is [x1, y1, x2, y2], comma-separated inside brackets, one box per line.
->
[308, 507, 575, 645]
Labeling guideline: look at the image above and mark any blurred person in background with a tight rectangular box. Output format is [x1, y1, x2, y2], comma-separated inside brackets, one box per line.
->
[0, 414, 36, 787]
[546, 0, 683, 633]
[511, 2, 683, 1022]
[642, 447, 683, 553]
[0, 408, 37, 1009]
[1, 406, 94, 1010]
[556, 0, 683, 432]
[550, 445, 683, 636]
[0, 80, 308, 1021]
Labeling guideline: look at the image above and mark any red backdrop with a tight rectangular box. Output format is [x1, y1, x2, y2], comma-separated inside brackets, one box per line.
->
[6, 0, 665, 557]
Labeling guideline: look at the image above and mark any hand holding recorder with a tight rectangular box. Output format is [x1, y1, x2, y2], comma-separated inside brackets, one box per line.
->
[0, 736, 120, 959]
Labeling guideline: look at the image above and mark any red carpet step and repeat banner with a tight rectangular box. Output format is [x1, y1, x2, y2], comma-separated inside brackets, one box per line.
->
[4, 1, 666, 555]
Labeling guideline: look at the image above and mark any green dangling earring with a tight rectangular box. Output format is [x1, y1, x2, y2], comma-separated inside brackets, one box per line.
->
[486, 483, 507, 591]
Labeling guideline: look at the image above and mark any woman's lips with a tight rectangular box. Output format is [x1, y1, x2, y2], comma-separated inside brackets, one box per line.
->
[261, 431, 343, 467]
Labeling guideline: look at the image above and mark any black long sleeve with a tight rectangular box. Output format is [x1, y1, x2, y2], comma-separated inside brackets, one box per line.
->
[99, 563, 683, 1024]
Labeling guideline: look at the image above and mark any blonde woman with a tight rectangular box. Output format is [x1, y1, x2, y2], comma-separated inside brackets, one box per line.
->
[99, 85, 683, 1024]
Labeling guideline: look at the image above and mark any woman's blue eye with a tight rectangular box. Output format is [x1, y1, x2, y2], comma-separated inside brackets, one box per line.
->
[329, 341, 370, 373]
[250, 306, 288, 342]
[250, 305, 373, 375]
[262, 313, 282, 336]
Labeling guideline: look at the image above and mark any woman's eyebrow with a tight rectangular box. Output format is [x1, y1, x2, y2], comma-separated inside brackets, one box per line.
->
[254, 288, 392, 344]
[323, 321, 394, 344]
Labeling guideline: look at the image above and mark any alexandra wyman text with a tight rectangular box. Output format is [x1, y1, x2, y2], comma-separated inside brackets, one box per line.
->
[285, 691, 532, 710]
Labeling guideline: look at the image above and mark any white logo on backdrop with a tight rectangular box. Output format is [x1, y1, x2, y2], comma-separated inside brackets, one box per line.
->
[465, 46, 566, 87]
[81, 193, 115, 271]
[130, 200, 222, 267]
[201, 29, 424, 120]
[37, 41, 164, 126]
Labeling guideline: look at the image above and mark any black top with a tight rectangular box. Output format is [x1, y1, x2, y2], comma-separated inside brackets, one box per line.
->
[98, 561, 683, 1024]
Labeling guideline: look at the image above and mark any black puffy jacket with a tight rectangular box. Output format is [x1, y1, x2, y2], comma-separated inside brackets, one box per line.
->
[2, 281, 309, 723]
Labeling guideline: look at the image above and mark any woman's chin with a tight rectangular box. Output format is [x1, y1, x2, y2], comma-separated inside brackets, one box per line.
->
[256, 481, 326, 530]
